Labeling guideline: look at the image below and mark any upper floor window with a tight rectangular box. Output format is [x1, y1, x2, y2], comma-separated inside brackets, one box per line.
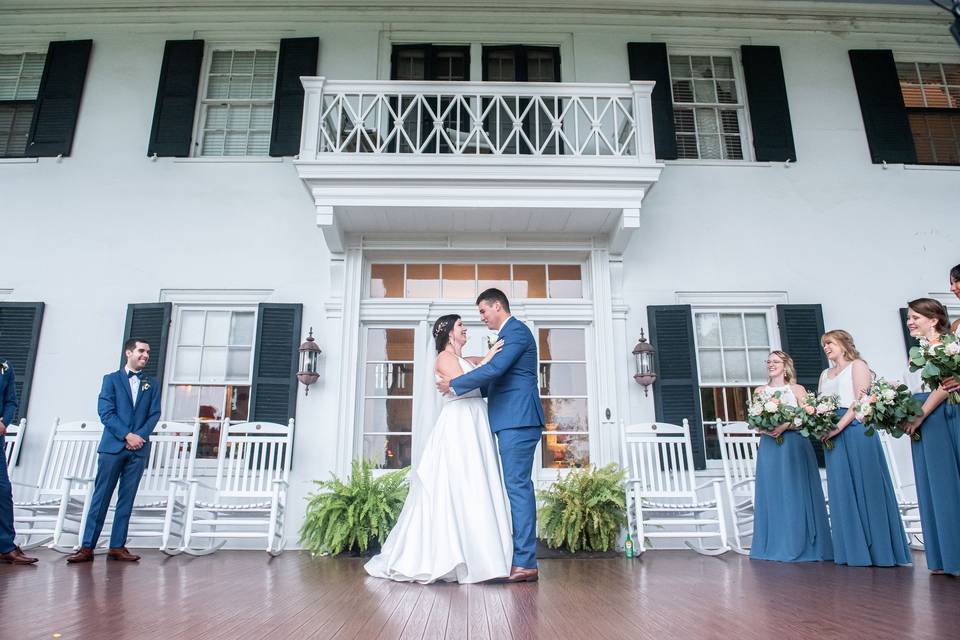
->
[368, 263, 583, 300]
[0, 52, 45, 158]
[897, 61, 960, 165]
[668, 53, 749, 160]
[196, 47, 278, 157]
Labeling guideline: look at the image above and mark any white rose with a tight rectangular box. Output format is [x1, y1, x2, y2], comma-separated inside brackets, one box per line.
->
[793, 416, 803, 427]
[881, 389, 896, 401]
[946, 342, 960, 356]
[763, 401, 778, 414]
[816, 403, 830, 414]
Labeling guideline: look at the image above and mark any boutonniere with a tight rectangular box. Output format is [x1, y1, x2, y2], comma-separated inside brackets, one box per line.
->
[140, 381, 151, 392]
[0, 361, 7, 374]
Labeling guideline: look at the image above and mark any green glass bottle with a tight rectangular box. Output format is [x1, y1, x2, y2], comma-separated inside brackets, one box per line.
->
[624, 533, 634, 559]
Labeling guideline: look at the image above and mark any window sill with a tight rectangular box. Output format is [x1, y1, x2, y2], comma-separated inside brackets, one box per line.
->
[900, 164, 960, 172]
[0, 157, 39, 164]
[172, 156, 285, 164]
[663, 159, 778, 168]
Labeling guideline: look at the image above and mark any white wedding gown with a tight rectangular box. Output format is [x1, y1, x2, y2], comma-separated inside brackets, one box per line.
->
[364, 357, 513, 584]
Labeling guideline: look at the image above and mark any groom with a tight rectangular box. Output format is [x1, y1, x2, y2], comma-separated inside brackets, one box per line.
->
[437, 288, 545, 582]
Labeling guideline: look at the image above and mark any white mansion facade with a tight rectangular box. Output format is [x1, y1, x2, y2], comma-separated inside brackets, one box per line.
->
[1, 0, 957, 543]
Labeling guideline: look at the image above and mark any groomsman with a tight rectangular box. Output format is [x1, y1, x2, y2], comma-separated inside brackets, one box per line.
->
[67, 338, 161, 563]
[0, 359, 38, 564]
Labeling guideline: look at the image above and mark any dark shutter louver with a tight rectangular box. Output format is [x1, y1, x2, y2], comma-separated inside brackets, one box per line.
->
[741, 45, 796, 162]
[121, 303, 172, 383]
[899, 308, 920, 357]
[249, 303, 302, 425]
[627, 43, 678, 160]
[147, 40, 204, 157]
[648, 304, 705, 469]
[848, 50, 917, 165]
[0, 302, 45, 425]
[269, 37, 319, 157]
[777, 304, 829, 467]
[26, 40, 92, 157]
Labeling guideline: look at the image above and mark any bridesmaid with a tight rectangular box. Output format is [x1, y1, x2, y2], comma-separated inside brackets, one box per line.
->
[819, 330, 911, 567]
[902, 298, 960, 575]
[750, 351, 832, 562]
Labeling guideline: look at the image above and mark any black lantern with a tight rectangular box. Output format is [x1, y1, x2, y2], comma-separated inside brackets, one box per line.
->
[297, 327, 321, 395]
[632, 329, 656, 396]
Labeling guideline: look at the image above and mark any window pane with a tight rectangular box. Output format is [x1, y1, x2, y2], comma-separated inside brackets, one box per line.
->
[691, 56, 712, 79]
[226, 348, 252, 380]
[698, 134, 722, 159]
[396, 49, 426, 81]
[478, 264, 512, 294]
[363, 398, 413, 433]
[670, 55, 691, 78]
[672, 80, 694, 103]
[693, 80, 717, 103]
[226, 385, 250, 422]
[229, 312, 255, 345]
[201, 347, 228, 381]
[744, 314, 769, 346]
[0, 103, 34, 158]
[696, 313, 720, 347]
[513, 264, 547, 298]
[370, 264, 404, 298]
[542, 433, 589, 469]
[542, 398, 588, 432]
[538, 328, 586, 361]
[405, 264, 440, 298]
[174, 347, 202, 379]
[363, 435, 411, 469]
[486, 50, 517, 82]
[539, 363, 587, 396]
[725, 387, 753, 422]
[367, 328, 415, 362]
[700, 387, 720, 422]
[364, 363, 415, 396]
[441, 264, 476, 299]
[748, 349, 769, 382]
[547, 265, 582, 298]
[713, 57, 734, 79]
[171, 385, 200, 420]
[210, 50, 232, 74]
[699, 350, 723, 383]
[724, 349, 748, 383]
[204, 311, 230, 345]
[198, 386, 225, 422]
[179, 310, 205, 345]
[720, 314, 745, 347]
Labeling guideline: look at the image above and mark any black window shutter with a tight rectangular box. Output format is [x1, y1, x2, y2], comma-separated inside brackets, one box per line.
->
[26, 40, 92, 158]
[121, 303, 172, 383]
[777, 304, 829, 467]
[147, 40, 204, 158]
[269, 37, 319, 157]
[898, 308, 920, 356]
[848, 50, 917, 165]
[249, 303, 302, 424]
[648, 304, 705, 470]
[0, 302, 45, 425]
[627, 43, 678, 160]
[741, 45, 796, 162]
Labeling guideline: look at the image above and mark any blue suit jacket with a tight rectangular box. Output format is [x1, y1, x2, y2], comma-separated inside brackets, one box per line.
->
[0, 360, 17, 428]
[97, 369, 161, 456]
[451, 317, 545, 433]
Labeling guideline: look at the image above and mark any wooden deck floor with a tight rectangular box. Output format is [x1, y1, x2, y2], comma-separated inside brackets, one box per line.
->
[1, 549, 957, 639]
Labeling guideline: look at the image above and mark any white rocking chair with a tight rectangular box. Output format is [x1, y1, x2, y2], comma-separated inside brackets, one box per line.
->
[60, 420, 200, 552]
[620, 420, 730, 555]
[717, 420, 760, 555]
[176, 419, 294, 556]
[878, 431, 923, 548]
[4, 418, 26, 477]
[12, 419, 103, 550]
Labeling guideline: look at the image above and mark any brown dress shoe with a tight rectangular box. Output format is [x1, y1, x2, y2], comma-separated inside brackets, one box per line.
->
[107, 547, 140, 562]
[0, 546, 39, 565]
[66, 547, 95, 563]
[505, 565, 539, 583]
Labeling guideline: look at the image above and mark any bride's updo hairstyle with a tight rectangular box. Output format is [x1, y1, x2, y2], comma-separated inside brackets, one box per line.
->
[432, 314, 461, 353]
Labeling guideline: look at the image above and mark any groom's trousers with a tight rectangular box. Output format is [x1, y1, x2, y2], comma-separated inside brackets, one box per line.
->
[0, 436, 17, 553]
[81, 448, 148, 549]
[496, 426, 542, 569]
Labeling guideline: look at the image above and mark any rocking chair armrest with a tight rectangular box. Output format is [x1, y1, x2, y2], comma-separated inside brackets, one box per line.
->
[271, 479, 289, 487]
[172, 478, 217, 492]
[62, 475, 95, 485]
[694, 478, 722, 492]
[11, 480, 36, 489]
[728, 478, 756, 491]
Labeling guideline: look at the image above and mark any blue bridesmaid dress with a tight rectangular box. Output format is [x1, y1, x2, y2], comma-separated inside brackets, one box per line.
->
[821, 366, 911, 567]
[911, 392, 960, 575]
[750, 385, 833, 562]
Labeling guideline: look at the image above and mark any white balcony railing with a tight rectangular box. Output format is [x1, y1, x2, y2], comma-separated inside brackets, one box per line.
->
[299, 79, 657, 164]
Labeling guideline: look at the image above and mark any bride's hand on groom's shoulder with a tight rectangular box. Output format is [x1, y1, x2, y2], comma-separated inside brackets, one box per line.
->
[481, 339, 504, 365]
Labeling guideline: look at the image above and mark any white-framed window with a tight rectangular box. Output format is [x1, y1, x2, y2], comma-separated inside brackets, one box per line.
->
[360, 326, 415, 469]
[668, 51, 751, 160]
[369, 262, 584, 300]
[165, 306, 257, 458]
[194, 45, 278, 157]
[0, 51, 45, 158]
[538, 326, 590, 469]
[896, 60, 960, 165]
[693, 308, 776, 461]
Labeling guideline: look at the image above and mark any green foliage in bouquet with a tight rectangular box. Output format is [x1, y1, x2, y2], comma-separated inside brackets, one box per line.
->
[854, 378, 924, 441]
[797, 393, 840, 449]
[747, 388, 799, 445]
[537, 464, 627, 553]
[909, 334, 960, 404]
[299, 459, 409, 555]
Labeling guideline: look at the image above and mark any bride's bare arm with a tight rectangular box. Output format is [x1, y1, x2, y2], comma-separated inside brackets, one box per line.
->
[435, 351, 465, 381]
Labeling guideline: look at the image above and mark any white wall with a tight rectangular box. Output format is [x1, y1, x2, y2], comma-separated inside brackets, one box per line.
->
[1, 2, 956, 543]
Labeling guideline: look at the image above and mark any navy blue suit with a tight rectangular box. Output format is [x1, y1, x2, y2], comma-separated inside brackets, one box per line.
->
[82, 368, 161, 548]
[451, 317, 545, 568]
[0, 360, 18, 553]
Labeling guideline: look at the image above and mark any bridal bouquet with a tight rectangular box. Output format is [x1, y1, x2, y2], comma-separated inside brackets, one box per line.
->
[909, 334, 960, 404]
[796, 393, 841, 450]
[747, 388, 798, 445]
[853, 378, 924, 440]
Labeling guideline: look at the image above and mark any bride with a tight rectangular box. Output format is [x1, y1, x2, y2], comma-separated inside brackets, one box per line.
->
[364, 314, 513, 584]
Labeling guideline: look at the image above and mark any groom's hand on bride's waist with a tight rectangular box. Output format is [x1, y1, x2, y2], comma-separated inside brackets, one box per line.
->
[436, 375, 452, 395]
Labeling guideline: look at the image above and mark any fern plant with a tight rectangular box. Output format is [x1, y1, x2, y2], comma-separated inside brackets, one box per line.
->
[537, 463, 627, 553]
[299, 459, 410, 555]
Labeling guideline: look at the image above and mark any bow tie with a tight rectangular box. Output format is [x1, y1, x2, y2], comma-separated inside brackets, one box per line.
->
[127, 370, 143, 379]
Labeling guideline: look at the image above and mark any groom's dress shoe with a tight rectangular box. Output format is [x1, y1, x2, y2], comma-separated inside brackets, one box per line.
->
[506, 566, 539, 583]
[66, 547, 95, 563]
[107, 547, 141, 562]
[0, 546, 38, 565]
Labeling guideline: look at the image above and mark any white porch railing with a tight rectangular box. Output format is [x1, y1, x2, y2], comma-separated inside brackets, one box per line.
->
[299, 79, 657, 164]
